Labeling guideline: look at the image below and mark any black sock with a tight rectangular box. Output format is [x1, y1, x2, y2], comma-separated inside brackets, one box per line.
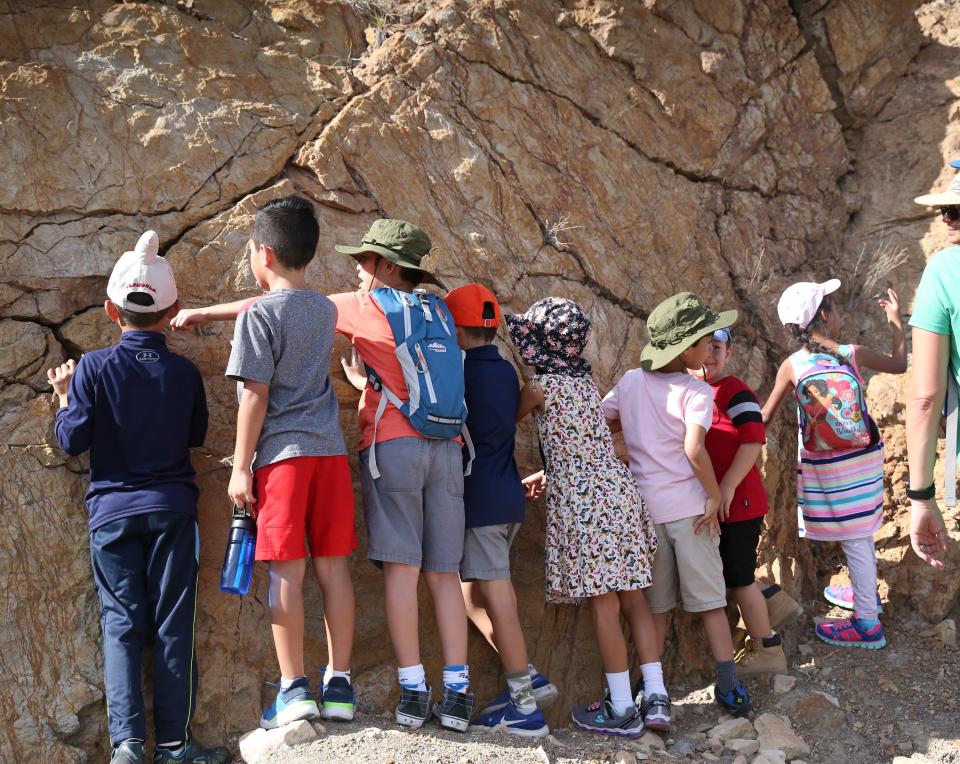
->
[716, 660, 737, 694]
[761, 583, 781, 599]
[762, 633, 782, 647]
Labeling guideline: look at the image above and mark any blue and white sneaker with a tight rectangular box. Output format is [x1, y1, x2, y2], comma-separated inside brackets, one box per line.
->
[321, 676, 356, 721]
[714, 682, 753, 717]
[470, 699, 549, 738]
[260, 676, 320, 729]
[480, 671, 558, 714]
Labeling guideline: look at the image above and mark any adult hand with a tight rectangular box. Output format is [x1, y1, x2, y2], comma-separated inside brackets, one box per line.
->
[522, 470, 546, 500]
[878, 288, 901, 325]
[228, 468, 256, 510]
[170, 308, 208, 331]
[910, 498, 948, 568]
[47, 359, 76, 405]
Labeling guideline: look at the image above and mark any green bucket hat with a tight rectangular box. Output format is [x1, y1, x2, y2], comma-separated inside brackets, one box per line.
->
[640, 292, 737, 371]
[335, 219, 445, 288]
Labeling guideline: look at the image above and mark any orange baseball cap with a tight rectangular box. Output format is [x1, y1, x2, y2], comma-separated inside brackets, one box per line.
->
[445, 283, 502, 328]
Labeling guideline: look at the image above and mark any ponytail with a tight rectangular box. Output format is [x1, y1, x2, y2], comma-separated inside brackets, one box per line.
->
[786, 293, 836, 359]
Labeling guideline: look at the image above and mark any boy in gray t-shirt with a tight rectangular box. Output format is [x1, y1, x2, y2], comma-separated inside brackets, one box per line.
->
[183, 196, 358, 729]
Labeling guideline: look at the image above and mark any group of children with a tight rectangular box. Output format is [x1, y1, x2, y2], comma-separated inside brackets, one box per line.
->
[48, 196, 905, 763]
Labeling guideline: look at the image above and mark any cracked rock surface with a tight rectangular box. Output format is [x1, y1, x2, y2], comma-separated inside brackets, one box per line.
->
[1, 1, 958, 760]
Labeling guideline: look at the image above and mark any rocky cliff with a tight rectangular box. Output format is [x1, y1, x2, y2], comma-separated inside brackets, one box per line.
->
[1, 1, 958, 760]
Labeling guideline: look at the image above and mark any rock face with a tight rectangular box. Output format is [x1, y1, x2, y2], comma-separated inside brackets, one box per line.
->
[1, 0, 957, 759]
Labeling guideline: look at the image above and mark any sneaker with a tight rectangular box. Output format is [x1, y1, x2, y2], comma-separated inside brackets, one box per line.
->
[571, 693, 644, 738]
[639, 692, 672, 731]
[815, 617, 886, 649]
[432, 686, 475, 732]
[765, 587, 803, 631]
[396, 685, 432, 729]
[260, 677, 320, 730]
[735, 637, 788, 677]
[111, 740, 146, 764]
[152, 740, 230, 764]
[714, 683, 753, 717]
[479, 671, 558, 714]
[470, 698, 549, 738]
[823, 585, 883, 613]
[321, 676, 356, 722]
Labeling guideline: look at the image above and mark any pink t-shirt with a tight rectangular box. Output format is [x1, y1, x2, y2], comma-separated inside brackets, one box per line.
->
[601, 368, 714, 524]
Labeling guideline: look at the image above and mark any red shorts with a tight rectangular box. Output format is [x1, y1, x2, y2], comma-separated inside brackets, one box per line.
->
[252, 455, 357, 560]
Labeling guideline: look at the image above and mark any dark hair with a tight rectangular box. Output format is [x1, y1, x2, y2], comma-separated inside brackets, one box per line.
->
[398, 265, 424, 287]
[460, 325, 497, 344]
[786, 292, 835, 358]
[117, 304, 174, 328]
[251, 196, 319, 269]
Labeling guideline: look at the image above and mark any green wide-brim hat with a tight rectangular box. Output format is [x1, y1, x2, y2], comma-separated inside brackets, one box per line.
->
[335, 218, 445, 288]
[640, 292, 738, 371]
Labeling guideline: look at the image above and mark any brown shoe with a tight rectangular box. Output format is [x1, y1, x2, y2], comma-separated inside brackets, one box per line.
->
[765, 587, 803, 631]
[735, 637, 788, 677]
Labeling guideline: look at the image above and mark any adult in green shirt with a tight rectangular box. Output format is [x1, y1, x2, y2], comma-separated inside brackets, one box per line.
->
[906, 168, 960, 569]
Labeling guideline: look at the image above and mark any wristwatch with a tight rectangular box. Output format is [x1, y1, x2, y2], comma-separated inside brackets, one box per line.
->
[904, 481, 936, 500]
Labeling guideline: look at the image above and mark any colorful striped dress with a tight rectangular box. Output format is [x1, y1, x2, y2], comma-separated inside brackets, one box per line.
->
[790, 347, 884, 541]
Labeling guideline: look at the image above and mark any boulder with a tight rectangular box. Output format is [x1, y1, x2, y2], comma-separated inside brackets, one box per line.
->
[754, 713, 810, 761]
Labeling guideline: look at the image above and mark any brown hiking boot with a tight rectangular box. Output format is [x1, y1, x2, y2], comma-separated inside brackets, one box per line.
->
[765, 586, 803, 631]
[735, 636, 788, 677]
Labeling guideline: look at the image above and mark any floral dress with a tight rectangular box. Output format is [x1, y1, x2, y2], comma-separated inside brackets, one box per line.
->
[533, 373, 658, 603]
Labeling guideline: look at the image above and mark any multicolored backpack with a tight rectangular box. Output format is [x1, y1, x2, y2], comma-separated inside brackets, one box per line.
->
[793, 353, 873, 452]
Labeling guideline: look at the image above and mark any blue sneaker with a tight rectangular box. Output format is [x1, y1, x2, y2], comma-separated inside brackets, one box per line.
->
[571, 693, 644, 738]
[111, 740, 146, 764]
[321, 675, 356, 721]
[480, 671, 558, 714]
[152, 740, 230, 764]
[470, 699, 549, 738]
[714, 683, 753, 717]
[260, 676, 320, 730]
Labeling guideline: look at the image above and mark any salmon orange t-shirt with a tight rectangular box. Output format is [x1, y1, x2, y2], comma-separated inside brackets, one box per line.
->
[329, 290, 423, 451]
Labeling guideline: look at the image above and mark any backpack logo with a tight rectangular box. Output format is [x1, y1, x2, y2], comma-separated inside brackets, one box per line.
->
[426, 341, 447, 353]
[796, 366, 872, 451]
[136, 351, 160, 363]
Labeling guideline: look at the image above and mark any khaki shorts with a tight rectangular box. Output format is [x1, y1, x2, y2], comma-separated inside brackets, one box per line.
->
[647, 515, 727, 613]
[460, 523, 520, 581]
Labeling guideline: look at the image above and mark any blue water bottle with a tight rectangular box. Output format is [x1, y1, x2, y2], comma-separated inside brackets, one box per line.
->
[220, 506, 256, 595]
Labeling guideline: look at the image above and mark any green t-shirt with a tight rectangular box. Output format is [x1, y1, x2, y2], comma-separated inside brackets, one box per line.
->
[911, 246, 960, 388]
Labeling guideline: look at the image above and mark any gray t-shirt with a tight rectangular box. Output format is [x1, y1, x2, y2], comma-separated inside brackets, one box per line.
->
[225, 289, 346, 471]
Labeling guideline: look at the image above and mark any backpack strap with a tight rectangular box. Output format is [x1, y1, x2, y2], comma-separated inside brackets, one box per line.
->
[367, 379, 407, 480]
[945, 368, 958, 507]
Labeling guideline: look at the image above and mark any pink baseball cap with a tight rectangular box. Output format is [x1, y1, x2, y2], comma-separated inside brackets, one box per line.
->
[106, 231, 178, 313]
[777, 279, 841, 329]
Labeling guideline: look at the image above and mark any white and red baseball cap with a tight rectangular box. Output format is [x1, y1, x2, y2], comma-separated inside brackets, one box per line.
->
[106, 231, 178, 313]
[777, 279, 841, 329]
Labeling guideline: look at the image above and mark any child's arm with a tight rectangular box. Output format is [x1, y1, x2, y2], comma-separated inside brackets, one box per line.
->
[48, 358, 95, 456]
[850, 288, 907, 374]
[761, 359, 794, 424]
[228, 380, 269, 509]
[718, 442, 763, 521]
[189, 373, 209, 448]
[170, 298, 259, 331]
[684, 423, 723, 537]
[516, 378, 545, 421]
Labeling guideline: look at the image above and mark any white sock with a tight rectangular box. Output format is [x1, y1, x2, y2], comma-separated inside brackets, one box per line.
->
[323, 667, 352, 687]
[640, 661, 667, 697]
[605, 670, 633, 716]
[442, 664, 470, 692]
[528, 663, 539, 677]
[280, 676, 302, 690]
[157, 741, 184, 756]
[398, 663, 427, 691]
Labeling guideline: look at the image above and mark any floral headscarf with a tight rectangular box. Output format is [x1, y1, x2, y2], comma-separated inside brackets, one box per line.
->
[505, 297, 592, 377]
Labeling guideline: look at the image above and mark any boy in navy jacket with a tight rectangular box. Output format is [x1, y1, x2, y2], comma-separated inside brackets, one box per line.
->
[444, 284, 555, 738]
[49, 231, 227, 764]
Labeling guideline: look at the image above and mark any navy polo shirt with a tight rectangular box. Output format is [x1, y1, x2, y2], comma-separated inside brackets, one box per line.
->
[55, 331, 208, 532]
[463, 344, 525, 528]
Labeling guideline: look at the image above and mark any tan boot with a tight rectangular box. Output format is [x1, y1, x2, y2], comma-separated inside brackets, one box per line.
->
[735, 636, 788, 677]
[765, 587, 803, 631]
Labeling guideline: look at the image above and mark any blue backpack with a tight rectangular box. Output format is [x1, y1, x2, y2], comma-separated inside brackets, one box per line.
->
[365, 287, 474, 479]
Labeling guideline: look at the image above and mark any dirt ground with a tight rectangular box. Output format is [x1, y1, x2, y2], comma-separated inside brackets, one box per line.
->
[238, 602, 960, 764]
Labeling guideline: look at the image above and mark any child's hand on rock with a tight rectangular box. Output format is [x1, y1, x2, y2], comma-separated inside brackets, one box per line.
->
[170, 308, 208, 331]
[47, 359, 76, 404]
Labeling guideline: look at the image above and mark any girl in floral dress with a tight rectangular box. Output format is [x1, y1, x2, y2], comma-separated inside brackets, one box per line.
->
[506, 297, 660, 739]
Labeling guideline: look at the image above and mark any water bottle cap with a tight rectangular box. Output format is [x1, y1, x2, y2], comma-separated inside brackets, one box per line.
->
[230, 505, 256, 531]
